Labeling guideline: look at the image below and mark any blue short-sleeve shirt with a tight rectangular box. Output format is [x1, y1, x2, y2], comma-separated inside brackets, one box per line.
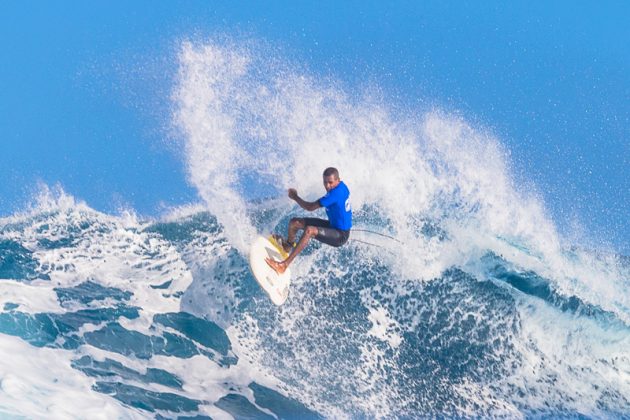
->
[318, 181, 352, 231]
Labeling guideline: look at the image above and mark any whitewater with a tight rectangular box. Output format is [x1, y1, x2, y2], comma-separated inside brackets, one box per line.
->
[0, 40, 629, 418]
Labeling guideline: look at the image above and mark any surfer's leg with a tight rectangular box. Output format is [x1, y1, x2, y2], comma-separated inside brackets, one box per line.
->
[302, 218, 350, 248]
[287, 218, 305, 247]
[268, 218, 336, 274]
[313, 226, 350, 247]
[281, 225, 318, 267]
[267, 224, 318, 275]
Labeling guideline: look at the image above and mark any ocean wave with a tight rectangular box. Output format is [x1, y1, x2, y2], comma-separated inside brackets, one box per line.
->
[1, 37, 629, 418]
[0, 187, 628, 417]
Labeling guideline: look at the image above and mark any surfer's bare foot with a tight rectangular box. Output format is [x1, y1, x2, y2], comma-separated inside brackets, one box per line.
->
[265, 257, 287, 274]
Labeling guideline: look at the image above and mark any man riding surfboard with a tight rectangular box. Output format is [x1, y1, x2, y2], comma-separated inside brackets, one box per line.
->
[266, 167, 352, 274]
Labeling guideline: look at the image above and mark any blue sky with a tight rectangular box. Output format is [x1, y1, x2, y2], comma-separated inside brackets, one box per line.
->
[1, 1, 628, 252]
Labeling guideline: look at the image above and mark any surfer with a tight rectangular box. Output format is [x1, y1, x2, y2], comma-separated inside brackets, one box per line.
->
[266, 167, 352, 274]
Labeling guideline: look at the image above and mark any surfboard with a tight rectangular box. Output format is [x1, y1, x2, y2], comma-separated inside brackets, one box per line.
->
[249, 235, 291, 305]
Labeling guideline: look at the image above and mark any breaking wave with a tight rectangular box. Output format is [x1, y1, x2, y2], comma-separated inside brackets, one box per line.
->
[0, 39, 628, 418]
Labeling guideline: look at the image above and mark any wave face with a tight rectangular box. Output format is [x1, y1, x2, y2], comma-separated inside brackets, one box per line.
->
[1, 40, 629, 418]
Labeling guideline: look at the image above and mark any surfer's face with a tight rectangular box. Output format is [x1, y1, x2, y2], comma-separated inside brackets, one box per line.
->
[323, 175, 340, 192]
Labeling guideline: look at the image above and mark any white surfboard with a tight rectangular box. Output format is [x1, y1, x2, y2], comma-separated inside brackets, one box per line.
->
[249, 235, 292, 305]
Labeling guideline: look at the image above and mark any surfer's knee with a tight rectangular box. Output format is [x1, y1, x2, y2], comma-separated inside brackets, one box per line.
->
[289, 218, 305, 229]
[304, 226, 318, 237]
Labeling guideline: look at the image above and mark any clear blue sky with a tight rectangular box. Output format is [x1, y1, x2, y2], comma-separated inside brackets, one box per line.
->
[1, 1, 628, 252]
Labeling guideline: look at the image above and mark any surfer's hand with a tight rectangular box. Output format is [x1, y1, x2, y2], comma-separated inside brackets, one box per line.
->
[288, 188, 298, 200]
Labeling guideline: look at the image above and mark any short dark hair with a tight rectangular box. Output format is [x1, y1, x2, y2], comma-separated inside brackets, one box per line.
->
[323, 167, 339, 179]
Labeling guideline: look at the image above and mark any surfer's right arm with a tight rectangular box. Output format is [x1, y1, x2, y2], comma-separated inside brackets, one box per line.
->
[288, 188, 321, 211]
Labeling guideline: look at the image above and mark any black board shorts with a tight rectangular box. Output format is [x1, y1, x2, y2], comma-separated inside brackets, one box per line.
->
[302, 217, 350, 248]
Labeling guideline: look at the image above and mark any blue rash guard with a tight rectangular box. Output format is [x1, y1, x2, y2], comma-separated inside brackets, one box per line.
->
[318, 181, 352, 231]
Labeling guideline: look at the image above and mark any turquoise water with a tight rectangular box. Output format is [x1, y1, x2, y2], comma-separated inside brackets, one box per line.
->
[0, 192, 628, 417]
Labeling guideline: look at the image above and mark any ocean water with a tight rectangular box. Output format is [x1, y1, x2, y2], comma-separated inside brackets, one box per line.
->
[1, 40, 629, 419]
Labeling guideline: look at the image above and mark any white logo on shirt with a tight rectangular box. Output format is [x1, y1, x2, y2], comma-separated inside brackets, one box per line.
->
[345, 197, 352, 212]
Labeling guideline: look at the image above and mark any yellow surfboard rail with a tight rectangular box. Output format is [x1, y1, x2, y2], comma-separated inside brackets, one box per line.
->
[267, 235, 289, 260]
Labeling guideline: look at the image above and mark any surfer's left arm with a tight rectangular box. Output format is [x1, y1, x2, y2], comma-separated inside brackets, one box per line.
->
[288, 188, 321, 211]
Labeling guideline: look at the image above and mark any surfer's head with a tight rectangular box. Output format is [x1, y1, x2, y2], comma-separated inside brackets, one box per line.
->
[322, 167, 340, 192]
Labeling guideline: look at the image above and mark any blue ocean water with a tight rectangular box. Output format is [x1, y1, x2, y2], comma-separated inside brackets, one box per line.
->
[1, 40, 629, 418]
